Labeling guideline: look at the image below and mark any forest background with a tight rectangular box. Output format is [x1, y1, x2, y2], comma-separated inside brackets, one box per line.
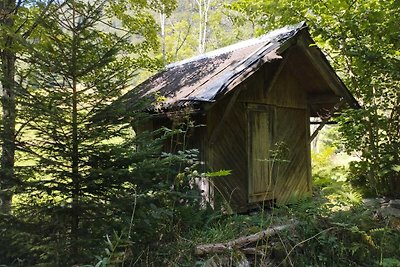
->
[0, 0, 399, 266]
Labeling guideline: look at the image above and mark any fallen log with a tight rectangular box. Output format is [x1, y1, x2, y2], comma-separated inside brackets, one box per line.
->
[194, 221, 297, 256]
[241, 247, 266, 256]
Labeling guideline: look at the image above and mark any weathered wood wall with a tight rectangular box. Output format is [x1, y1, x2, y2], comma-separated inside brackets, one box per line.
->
[247, 104, 274, 203]
[206, 49, 311, 209]
[145, 113, 214, 204]
[272, 106, 310, 203]
[206, 95, 248, 211]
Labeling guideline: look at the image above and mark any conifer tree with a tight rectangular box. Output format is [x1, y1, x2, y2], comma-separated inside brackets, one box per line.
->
[0, 0, 58, 213]
[1, 0, 204, 264]
[14, 0, 162, 264]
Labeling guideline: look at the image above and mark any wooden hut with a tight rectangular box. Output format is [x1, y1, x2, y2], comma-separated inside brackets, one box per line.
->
[115, 22, 359, 211]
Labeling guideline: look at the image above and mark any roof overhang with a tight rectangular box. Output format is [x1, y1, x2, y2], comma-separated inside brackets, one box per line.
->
[97, 22, 359, 123]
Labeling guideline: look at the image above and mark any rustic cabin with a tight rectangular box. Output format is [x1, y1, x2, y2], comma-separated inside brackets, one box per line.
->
[114, 22, 359, 212]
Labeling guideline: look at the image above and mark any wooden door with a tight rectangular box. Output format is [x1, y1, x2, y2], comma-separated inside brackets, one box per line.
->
[247, 104, 274, 203]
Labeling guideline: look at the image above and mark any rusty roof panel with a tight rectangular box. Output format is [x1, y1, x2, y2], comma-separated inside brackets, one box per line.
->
[118, 22, 308, 111]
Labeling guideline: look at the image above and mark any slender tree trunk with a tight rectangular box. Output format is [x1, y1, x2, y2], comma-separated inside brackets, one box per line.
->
[368, 89, 380, 194]
[71, 76, 80, 260]
[196, 0, 203, 53]
[159, 9, 166, 64]
[71, 0, 80, 259]
[0, 0, 16, 214]
[201, 0, 210, 53]
[195, 0, 211, 54]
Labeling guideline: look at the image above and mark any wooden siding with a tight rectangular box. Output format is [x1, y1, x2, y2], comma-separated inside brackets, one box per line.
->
[240, 52, 310, 204]
[246, 105, 309, 204]
[142, 114, 214, 204]
[206, 95, 248, 211]
[206, 51, 311, 209]
[272, 106, 310, 203]
[238, 57, 307, 110]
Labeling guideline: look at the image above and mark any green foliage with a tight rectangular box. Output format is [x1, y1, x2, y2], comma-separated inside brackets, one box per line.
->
[311, 128, 362, 210]
[228, 0, 400, 197]
[145, 137, 398, 266]
[0, 0, 207, 266]
[3, 120, 207, 266]
[158, 0, 252, 63]
[2, 0, 400, 265]
[84, 143, 211, 266]
[381, 258, 400, 267]
[151, 180, 400, 266]
[205, 169, 231, 177]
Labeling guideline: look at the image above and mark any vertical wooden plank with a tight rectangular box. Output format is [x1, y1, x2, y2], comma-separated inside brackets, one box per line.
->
[251, 111, 270, 194]
[306, 107, 312, 192]
[246, 104, 251, 205]
[247, 104, 274, 203]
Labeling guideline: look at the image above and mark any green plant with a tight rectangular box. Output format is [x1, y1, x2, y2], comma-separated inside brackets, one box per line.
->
[381, 258, 400, 267]
[228, 0, 400, 198]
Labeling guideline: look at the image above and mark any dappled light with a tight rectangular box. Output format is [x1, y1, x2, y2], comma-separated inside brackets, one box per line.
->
[0, 0, 398, 266]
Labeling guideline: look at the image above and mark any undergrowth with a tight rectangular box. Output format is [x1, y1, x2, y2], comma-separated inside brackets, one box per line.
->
[92, 185, 400, 266]
[89, 135, 400, 266]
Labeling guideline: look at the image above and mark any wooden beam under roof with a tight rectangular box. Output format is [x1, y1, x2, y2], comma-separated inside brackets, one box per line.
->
[309, 99, 345, 143]
[307, 94, 341, 104]
[296, 33, 359, 109]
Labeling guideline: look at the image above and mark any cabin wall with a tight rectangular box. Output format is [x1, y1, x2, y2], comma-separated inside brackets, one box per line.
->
[136, 114, 212, 202]
[206, 55, 311, 210]
[144, 53, 311, 210]
[238, 61, 307, 109]
[239, 57, 311, 204]
[206, 96, 248, 211]
[149, 113, 207, 153]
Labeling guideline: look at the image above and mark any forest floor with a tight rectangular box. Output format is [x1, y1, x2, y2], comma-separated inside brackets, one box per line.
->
[151, 194, 400, 266]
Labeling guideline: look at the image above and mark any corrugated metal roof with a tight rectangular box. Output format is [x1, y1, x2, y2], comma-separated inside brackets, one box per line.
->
[120, 22, 308, 111]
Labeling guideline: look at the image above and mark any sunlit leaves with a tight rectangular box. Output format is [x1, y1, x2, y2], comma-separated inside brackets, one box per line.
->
[228, 0, 400, 196]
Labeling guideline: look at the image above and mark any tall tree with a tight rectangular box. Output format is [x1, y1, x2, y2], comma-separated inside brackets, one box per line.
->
[0, 0, 17, 214]
[13, 0, 162, 263]
[156, 0, 245, 62]
[195, 0, 212, 53]
[0, 0, 57, 213]
[154, 1, 177, 63]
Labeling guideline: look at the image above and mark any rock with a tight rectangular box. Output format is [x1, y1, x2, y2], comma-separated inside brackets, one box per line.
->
[379, 197, 390, 206]
[362, 198, 381, 208]
[389, 199, 400, 209]
[389, 217, 400, 231]
[380, 206, 400, 218]
[364, 198, 400, 219]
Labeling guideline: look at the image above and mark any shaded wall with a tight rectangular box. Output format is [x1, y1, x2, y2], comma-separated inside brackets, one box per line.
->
[206, 52, 311, 210]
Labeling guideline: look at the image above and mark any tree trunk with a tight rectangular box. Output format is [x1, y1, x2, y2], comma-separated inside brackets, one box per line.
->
[196, 0, 211, 54]
[71, 0, 80, 260]
[159, 9, 166, 64]
[0, 0, 16, 214]
[196, 0, 203, 53]
[201, 0, 210, 53]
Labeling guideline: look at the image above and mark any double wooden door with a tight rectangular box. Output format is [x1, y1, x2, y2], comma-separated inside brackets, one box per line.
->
[247, 103, 309, 203]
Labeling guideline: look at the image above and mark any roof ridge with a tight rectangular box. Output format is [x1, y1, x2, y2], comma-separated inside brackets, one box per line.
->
[166, 22, 306, 69]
